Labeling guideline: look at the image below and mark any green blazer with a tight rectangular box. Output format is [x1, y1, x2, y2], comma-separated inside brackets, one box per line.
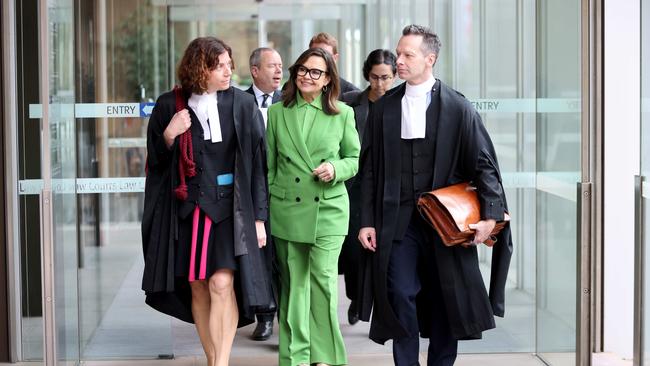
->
[267, 92, 360, 243]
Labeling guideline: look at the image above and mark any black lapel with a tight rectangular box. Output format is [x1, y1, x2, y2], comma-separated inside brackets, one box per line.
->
[245, 86, 257, 106]
[383, 84, 405, 186]
[231, 88, 245, 153]
[355, 88, 370, 139]
[272, 89, 282, 104]
[432, 81, 454, 188]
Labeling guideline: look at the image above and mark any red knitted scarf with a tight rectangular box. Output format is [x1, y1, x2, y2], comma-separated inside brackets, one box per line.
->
[173, 86, 196, 200]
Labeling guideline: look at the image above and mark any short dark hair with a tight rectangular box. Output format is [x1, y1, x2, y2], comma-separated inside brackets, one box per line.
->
[362, 49, 397, 81]
[177, 37, 233, 94]
[249, 47, 274, 68]
[282, 48, 340, 115]
[402, 24, 442, 56]
[309, 32, 339, 55]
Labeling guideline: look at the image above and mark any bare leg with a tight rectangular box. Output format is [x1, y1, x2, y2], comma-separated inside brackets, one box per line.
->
[190, 280, 216, 365]
[209, 269, 238, 366]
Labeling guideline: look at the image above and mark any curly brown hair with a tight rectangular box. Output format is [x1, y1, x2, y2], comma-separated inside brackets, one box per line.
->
[177, 37, 233, 94]
[282, 48, 340, 115]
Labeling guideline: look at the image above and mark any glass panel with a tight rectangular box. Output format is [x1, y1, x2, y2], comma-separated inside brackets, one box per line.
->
[641, 0, 650, 363]
[14, 0, 585, 362]
[75, 0, 173, 359]
[429, 0, 581, 360]
[17, 0, 80, 362]
[49, 0, 80, 361]
[535, 0, 581, 364]
[433, 0, 537, 354]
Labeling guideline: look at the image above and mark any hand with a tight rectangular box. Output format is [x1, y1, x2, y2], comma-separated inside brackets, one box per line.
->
[163, 109, 191, 148]
[468, 219, 496, 246]
[358, 227, 376, 252]
[313, 162, 335, 182]
[255, 220, 267, 248]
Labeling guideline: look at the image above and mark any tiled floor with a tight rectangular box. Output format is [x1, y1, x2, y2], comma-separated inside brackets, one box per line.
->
[8, 225, 632, 365]
[0, 353, 632, 365]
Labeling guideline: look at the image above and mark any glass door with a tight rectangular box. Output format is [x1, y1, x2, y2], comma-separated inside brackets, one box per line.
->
[16, 0, 80, 362]
[535, 1, 582, 365]
[74, 0, 173, 360]
[427, 0, 582, 363]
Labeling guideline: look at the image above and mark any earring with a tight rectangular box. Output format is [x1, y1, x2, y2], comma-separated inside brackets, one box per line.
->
[322, 85, 328, 92]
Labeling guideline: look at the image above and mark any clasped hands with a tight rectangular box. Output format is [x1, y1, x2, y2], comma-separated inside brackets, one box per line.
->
[313, 162, 335, 182]
[358, 219, 496, 251]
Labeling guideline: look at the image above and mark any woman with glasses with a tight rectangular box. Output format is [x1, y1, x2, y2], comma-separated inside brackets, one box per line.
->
[339, 49, 397, 325]
[266, 47, 360, 366]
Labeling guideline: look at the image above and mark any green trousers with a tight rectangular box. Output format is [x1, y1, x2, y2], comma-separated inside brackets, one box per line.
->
[275, 236, 348, 366]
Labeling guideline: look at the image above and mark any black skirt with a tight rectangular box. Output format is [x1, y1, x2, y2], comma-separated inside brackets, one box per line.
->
[175, 206, 237, 281]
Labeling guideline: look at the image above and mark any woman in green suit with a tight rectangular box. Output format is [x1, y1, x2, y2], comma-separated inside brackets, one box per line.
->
[267, 47, 360, 366]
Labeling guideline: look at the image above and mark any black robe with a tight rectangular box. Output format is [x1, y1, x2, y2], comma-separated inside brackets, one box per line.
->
[339, 88, 371, 291]
[358, 81, 513, 343]
[141, 87, 272, 326]
[339, 76, 360, 97]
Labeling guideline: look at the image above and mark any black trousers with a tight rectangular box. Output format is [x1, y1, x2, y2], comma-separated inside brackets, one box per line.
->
[387, 216, 458, 366]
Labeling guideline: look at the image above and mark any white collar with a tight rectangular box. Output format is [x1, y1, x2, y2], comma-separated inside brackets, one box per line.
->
[187, 92, 222, 143]
[405, 76, 436, 97]
[401, 76, 435, 140]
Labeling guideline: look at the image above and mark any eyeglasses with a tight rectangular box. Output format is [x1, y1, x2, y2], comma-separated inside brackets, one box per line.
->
[369, 74, 394, 82]
[296, 65, 327, 80]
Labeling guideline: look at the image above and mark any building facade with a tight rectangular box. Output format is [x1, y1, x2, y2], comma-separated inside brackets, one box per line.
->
[0, 0, 648, 365]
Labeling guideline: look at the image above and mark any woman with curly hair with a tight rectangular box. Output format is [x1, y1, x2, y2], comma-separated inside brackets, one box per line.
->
[141, 36, 272, 366]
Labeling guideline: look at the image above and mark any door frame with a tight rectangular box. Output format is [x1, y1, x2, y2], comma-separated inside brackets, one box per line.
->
[1, 0, 20, 362]
[577, 0, 604, 364]
[0, 0, 9, 361]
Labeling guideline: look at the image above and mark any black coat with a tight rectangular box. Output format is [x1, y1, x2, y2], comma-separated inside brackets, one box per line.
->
[141, 87, 272, 326]
[339, 77, 359, 98]
[338, 88, 371, 289]
[358, 81, 513, 343]
[341, 87, 370, 148]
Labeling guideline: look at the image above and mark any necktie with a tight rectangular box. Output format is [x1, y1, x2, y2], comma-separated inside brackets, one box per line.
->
[261, 94, 270, 108]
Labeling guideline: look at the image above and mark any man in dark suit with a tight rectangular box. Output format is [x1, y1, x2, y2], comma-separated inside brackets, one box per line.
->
[309, 32, 359, 96]
[358, 25, 512, 366]
[246, 47, 283, 127]
[245, 47, 283, 341]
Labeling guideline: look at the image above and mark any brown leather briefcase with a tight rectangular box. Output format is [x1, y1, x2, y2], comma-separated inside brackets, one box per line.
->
[417, 182, 510, 247]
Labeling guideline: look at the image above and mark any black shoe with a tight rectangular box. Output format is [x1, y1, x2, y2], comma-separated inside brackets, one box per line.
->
[251, 320, 273, 341]
[347, 301, 359, 325]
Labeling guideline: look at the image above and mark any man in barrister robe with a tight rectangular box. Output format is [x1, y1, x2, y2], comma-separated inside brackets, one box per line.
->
[357, 25, 512, 366]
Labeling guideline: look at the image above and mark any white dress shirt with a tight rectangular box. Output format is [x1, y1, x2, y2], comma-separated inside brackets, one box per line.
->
[252, 84, 275, 128]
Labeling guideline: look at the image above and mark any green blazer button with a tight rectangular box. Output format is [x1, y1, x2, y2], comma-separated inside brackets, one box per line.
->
[296, 197, 301, 202]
